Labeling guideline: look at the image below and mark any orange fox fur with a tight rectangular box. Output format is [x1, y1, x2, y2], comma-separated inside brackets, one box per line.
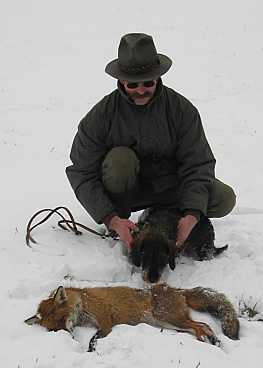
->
[25, 284, 239, 347]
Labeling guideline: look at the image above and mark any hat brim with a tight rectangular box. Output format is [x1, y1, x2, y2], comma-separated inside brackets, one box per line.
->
[105, 54, 172, 82]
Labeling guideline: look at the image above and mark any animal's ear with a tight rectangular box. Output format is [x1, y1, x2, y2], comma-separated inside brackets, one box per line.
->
[24, 315, 40, 325]
[129, 244, 142, 267]
[167, 240, 176, 270]
[168, 256, 176, 270]
[54, 286, 67, 304]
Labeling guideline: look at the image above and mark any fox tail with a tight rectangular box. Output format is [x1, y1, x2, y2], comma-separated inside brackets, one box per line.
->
[184, 287, 239, 339]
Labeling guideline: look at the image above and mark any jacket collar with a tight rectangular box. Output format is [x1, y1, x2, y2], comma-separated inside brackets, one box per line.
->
[117, 78, 163, 108]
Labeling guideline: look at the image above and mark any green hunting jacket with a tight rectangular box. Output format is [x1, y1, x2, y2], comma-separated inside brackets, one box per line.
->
[66, 79, 216, 224]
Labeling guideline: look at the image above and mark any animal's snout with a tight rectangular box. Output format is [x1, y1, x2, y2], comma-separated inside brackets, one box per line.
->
[142, 269, 161, 284]
[130, 231, 175, 283]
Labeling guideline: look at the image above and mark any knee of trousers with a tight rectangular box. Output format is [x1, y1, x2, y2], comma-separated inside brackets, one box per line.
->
[219, 185, 236, 217]
[102, 146, 140, 194]
[208, 181, 236, 218]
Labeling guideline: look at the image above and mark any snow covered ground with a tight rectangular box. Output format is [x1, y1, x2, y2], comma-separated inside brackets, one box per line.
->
[1, 1, 263, 367]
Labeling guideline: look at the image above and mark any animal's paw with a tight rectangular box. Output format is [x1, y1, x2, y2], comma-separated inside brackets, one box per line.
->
[88, 331, 101, 352]
[87, 337, 97, 352]
[200, 334, 221, 347]
[208, 334, 221, 347]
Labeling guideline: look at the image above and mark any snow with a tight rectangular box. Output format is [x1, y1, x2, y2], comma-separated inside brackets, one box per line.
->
[1, 0, 263, 366]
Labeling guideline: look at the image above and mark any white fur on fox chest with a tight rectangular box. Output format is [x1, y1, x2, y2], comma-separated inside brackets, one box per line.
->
[64, 291, 98, 332]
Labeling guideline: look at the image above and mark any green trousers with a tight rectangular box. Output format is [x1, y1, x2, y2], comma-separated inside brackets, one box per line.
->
[102, 146, 236, 218]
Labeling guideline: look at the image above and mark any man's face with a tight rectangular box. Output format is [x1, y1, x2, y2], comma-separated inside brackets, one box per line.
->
[121, 79, 157, 105]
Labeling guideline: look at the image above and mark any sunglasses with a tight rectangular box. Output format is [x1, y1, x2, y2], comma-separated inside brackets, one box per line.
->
[125, 80, 156, 89]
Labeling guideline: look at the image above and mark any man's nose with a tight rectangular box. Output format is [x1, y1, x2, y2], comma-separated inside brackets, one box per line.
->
[136, 85, 147, 94]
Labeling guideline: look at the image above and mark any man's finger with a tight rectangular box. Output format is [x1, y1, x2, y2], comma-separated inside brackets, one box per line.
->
[126, 220, 137, 230]
[124, 236, 133, 251]
[175, 240, 184, 249]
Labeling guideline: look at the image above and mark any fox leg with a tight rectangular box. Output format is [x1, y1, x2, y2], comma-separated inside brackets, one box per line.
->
[87, 321, 112, 352]
[87, 314, 113, 352]
[88, 330, 103, 352]
[157, 293, 220, 346]
[179, 319, 221, 346]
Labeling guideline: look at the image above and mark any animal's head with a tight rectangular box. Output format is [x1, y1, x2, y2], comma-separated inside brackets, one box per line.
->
[130, 231, 176, 283]
[24, 286, 80, 333]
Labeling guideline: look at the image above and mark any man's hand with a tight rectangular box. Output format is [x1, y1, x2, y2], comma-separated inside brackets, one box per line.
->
[108, 215, 138, 250]
[175, 214, 198, 249]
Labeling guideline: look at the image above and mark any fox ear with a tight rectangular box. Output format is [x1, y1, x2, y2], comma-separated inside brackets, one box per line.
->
[24, 315, 40, 325]
[54, 286, 67, 304]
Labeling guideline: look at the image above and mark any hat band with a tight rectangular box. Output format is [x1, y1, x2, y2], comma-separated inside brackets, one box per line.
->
[118, 59, 160, 75]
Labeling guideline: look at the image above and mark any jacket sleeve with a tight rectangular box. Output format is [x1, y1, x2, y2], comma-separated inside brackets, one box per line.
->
[66, 105, 116, 224]
[175, 105, 216, 216]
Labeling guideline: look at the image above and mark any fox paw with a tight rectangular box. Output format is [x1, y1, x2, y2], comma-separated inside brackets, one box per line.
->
[88, 331, 102, 352]
[209, 334, 221, 347]
[200, 334, 221, 347]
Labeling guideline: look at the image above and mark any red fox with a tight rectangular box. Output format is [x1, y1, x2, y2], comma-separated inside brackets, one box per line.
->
[25, 284, 239, 350]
